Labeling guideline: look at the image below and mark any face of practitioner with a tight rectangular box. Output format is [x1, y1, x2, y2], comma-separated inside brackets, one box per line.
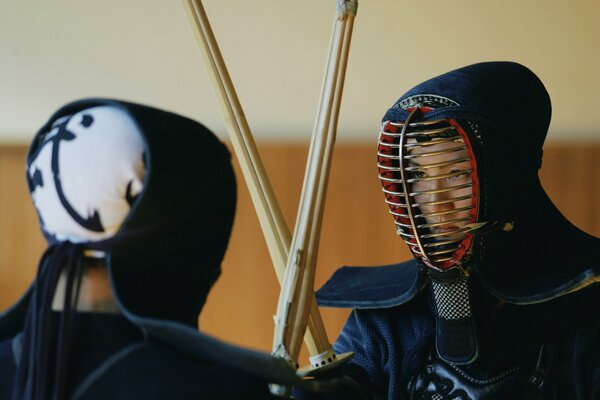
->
[408, 139, 473, 239]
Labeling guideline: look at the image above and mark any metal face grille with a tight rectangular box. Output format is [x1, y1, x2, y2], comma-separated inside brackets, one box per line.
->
[377, 108, 479, 271]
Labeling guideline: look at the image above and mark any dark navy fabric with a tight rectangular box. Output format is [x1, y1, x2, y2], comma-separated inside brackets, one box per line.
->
[1, 340, 277, 400]
[316, 61, 600, 399]
[383, 61, 551, 167]
[72, 343, 275, 400]
[324, 281, 600, 399]
[315, 260, 426, 309]
[0, 99, 303, 400]
[333, 293, 433, 399]
[1, 312, 142, 399]
[17, 98, 237, 331]
[0, 313, 279, 400]
[0, 338, 17, 399]
[377, 62, 600, 303]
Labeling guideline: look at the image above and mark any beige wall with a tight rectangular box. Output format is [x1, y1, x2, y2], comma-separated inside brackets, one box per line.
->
[0, 0, 598, 367]
[0, 0, 599, 143]
[1, 143, 599, 366]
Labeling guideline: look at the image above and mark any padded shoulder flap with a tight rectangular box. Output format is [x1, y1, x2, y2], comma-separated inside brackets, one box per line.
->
[316, 259, 427, 309]
[72, 343, 274, 400]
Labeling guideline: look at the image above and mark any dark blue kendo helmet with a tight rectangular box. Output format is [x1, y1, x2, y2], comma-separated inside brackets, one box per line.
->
[380, 61, 599, 303]
[1, 98, 237, 399]
[25, 98, 237, 325]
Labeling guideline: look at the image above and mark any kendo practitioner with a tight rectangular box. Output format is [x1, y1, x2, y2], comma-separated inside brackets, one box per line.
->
[0, 99, 301, 399]
[315, 62, 600, 399]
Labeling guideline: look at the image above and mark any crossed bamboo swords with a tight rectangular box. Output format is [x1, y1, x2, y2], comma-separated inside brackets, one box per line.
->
[183, 0, 357, 378]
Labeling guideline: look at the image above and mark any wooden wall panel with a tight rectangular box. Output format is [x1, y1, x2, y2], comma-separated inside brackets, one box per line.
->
[1, 143, 599, 365]
[0, 147, 46, 308]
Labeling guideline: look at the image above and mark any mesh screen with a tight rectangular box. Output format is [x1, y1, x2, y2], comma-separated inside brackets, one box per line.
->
[431, 279, 472, 320]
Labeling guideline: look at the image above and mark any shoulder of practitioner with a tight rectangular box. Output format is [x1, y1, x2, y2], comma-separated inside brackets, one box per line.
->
[0, 308, 304, 400]
[66, 321, 306, 400]
[0, 319, 293, 400]
[0, 98, 313, 400]
[314, 260, 434, 400]
[316, 259, 427, 310]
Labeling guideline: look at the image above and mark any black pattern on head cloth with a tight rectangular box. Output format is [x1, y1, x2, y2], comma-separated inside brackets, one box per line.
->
[12, 243, 85, 400]
[50, 117, 104, 233]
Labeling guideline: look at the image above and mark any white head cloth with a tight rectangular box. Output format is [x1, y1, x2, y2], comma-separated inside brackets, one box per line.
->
[28, 106, 146, 244]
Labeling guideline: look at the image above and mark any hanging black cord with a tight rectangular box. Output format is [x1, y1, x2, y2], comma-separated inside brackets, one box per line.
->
[53, 244, 84, 399]
[11, 206, 186, 400]
[36, 243, 68, 400]
[13, 244, 63, 399]
[12, 242, 83, 400]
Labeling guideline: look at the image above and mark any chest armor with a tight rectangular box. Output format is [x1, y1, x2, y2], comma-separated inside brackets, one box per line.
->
[407, 355, 524, 400]
[406, 344, 560, 400]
